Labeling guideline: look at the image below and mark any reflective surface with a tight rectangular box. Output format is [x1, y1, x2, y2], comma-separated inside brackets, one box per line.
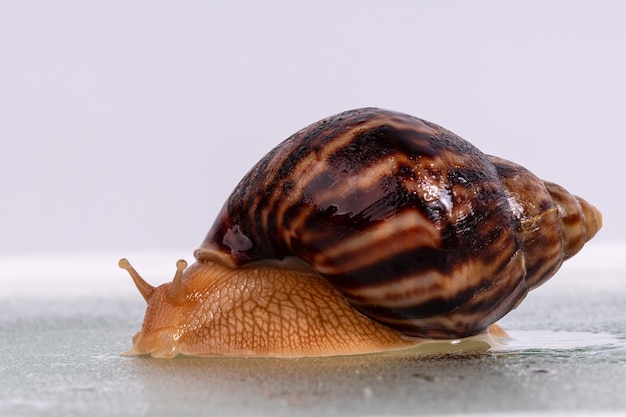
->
[1, 247, 625, 416]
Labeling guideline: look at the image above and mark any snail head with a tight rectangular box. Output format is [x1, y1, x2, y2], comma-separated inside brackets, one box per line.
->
[118, 258, 189, 358]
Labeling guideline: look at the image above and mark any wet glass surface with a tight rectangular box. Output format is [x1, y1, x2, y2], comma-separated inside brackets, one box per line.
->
[1, 248, 624, 416]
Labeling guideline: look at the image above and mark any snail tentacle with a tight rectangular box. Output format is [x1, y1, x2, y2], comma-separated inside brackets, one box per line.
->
[167, 259, 188, 305]
[118, 258, 154, 302]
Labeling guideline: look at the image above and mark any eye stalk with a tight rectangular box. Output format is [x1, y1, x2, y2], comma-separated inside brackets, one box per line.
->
[118, 258, 155, 302]
[167, 259, 188, 305]
[118, 258, 188, 304]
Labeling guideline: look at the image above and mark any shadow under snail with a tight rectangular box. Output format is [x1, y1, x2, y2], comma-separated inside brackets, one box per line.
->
[119, 108, 602, 358]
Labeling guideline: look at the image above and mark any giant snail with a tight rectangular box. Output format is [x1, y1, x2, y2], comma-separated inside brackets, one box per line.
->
[119, 108, 601, 358]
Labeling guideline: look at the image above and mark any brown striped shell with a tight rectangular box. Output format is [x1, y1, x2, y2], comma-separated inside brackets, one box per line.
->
[195, 108, 601, 339]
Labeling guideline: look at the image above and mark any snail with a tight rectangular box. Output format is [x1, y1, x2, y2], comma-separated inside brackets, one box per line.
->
[119, 108, 602, 358]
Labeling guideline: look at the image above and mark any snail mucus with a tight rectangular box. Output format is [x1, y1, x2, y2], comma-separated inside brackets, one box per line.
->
[119, 108, 602, 358]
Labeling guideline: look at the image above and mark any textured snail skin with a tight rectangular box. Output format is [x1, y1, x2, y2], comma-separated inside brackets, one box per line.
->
[120, 108, 602, 358]
[121, 259, 421, 358]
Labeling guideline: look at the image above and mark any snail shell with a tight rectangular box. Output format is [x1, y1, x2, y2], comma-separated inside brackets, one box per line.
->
[120, 108, 601, 358]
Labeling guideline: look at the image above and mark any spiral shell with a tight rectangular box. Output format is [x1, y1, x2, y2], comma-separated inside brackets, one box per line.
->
[195, 108, 601, 339]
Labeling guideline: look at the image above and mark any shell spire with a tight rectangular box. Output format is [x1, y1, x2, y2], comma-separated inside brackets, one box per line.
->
[544, 182, 602, 259]
[488, 156, 602, 290]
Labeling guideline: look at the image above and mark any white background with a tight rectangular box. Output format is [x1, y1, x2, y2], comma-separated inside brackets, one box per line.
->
[1, 0, 624, 258]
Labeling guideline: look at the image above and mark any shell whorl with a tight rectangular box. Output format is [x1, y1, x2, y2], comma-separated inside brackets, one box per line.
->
[195, 108, 601, 339]
[488, 156, 601, 290]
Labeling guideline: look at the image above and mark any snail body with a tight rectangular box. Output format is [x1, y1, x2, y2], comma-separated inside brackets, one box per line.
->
[120, 108, 601, 358]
